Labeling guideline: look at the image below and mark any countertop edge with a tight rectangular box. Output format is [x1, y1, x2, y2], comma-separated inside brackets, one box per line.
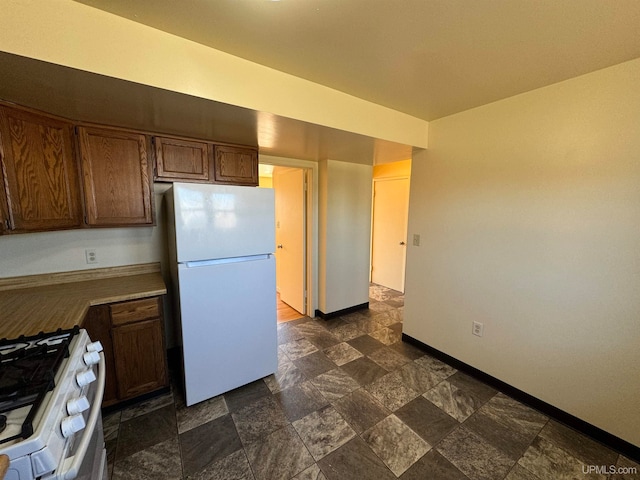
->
[0, 263, 162, 291]
[88, 288, 168, 307]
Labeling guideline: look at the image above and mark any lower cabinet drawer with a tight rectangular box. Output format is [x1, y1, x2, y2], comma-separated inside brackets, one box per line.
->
[110, 297, 160, 326]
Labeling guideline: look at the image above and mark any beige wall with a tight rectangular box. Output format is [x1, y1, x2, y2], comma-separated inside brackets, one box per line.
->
[319, 160, 373, 313]
[0, 186, 169, 277]
[404, 58, 640, 446]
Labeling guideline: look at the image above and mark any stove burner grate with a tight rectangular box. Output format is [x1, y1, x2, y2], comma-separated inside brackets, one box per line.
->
[0, 326, 79, 444]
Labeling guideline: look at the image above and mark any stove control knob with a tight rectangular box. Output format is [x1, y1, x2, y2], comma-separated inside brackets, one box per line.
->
[67, 396, 90, 415]
[83, 350, 100, 366]
[76, 369, 96, 387]
[87, 341, 103, 353]
[61, 414, 86, 438]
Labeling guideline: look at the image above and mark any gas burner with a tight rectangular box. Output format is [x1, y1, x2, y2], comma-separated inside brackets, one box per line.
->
[0, 326, 80, 445]
[0, 415, 5, 434]
[36, 333, 71, 347]
[0, 342, 29, 358]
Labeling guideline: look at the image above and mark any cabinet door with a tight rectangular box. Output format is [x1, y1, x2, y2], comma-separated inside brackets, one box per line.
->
[83, 305, 119, 407]
[0, 106, 82, 232]
[111, 318, 167, 400]
[213, 145, 258, 186]
[78, 126, 154, 226]
[154, 136, 211, 182]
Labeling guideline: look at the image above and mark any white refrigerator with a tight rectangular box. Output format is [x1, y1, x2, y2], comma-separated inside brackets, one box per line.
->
[166, 182, 277, 406]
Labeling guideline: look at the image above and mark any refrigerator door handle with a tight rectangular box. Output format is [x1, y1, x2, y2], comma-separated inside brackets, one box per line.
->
[184, 254, 272, 268]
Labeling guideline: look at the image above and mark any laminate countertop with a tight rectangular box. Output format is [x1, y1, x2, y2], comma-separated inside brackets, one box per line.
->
[0, 263, 167, 339]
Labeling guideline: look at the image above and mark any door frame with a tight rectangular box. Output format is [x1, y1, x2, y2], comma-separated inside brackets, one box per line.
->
[259, 155, 317, 317]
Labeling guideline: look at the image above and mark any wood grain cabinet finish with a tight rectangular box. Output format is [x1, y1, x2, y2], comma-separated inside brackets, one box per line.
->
[0, 106, 83, 233]
[77, 126, 154, 226]
[84, 296, 168, 407]
[213, 145, 259, 186]
[111, 317, 167, 400]
[154, 136, 211, 182]
[0, 196, 7, 234]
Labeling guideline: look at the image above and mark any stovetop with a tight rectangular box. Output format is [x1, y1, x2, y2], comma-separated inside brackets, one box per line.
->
[0, 327, 79, 443]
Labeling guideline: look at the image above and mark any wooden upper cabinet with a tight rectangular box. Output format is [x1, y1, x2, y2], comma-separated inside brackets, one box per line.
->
[213, 145, 258, 186]
[154, 136, 211, 182]
[0, 183, 8, 234]
[78, 126, 154, 226]
[0, 106, 83, 232]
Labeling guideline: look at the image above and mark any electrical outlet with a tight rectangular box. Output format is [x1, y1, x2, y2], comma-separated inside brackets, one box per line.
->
[472, 321, 484, 337]
[413, 234, 421, 246]
[85, 249, 98, 264]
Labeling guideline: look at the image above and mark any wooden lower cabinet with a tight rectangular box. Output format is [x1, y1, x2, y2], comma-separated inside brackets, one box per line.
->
[84, 296, 168, 407]
[112, 318, 167, 400]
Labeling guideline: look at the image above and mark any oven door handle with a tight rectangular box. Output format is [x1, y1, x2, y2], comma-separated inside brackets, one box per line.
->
[59, 352, 106, 480]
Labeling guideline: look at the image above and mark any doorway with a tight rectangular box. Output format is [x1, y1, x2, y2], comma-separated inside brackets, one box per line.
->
[259, 163, 308, 322]
[274, 166, 306, 317]
[371, 176, 410, 293]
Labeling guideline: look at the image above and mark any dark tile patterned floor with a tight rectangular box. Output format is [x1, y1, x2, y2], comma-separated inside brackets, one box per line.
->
[104, 284, 639, 479]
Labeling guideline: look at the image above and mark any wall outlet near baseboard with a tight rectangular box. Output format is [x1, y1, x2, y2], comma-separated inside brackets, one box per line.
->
[472, 321, 484, 337]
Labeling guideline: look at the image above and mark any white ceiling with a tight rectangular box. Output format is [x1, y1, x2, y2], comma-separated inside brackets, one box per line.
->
[75, 0, 640, 121]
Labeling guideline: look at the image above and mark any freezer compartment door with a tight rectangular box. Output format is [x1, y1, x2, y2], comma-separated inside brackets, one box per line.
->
[172, 183, 275, 262]
[178, 255, 277, 406]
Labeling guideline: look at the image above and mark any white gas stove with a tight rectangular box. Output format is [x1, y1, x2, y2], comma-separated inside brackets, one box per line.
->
[0, 327, 107, 480]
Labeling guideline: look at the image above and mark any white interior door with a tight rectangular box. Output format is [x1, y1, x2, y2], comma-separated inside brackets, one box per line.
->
[273, 167, 306, 314]
[371, 177, 410, 292]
